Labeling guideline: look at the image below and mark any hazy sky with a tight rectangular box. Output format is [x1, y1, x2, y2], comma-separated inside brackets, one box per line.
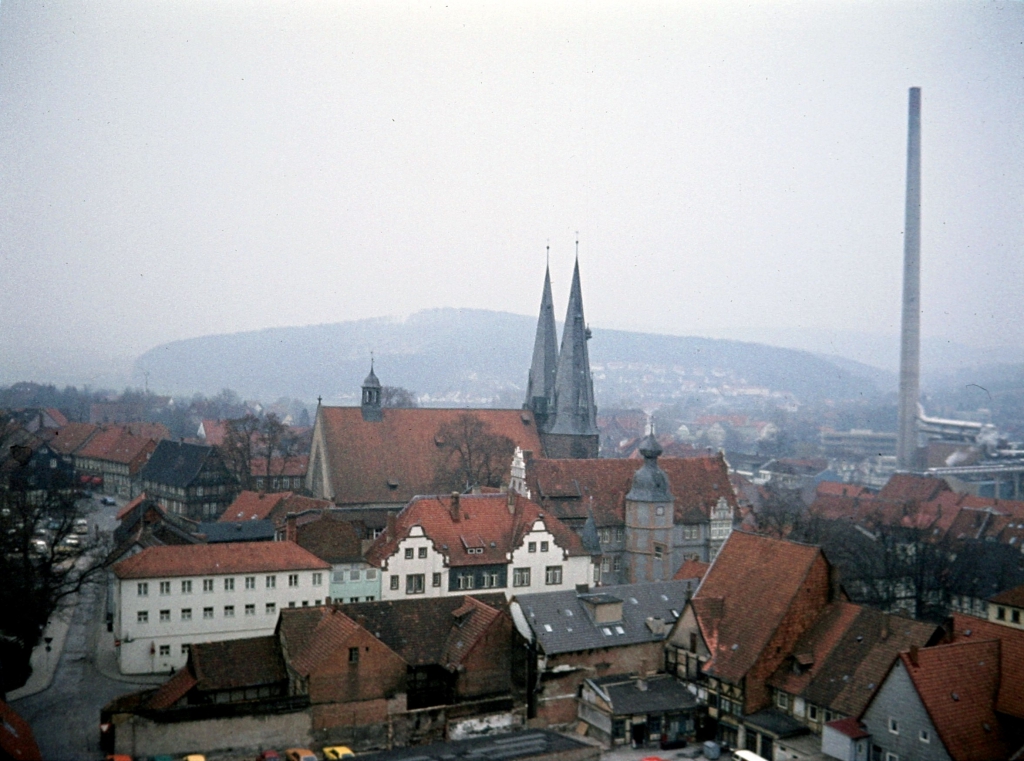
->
[1, 1, 1022, 385]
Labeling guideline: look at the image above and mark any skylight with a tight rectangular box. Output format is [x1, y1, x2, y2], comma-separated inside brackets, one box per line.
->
[602, 627, 613, 636]
[543, 624, 553, 632]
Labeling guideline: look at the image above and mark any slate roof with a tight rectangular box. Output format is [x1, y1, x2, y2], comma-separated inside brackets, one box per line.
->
[198, 520, 276, 543]
[365, 492, 587, 569]
[339, 594, 507, 667]
[315, 406, 544, 505]
[112, 540, 329, 579]
[584, 674, 700, 715]
[139, 440, 220, 488]
[768, 603, 940, 717]
[897, 640, 1008, 761]
[219, 491, 292, 522]
[190, 635, 287, 690]
[951, 613, 1024, 719]
[548, 258, 598, 437]
[514, 580, 693, 655]
[691, 531, 826, 685]
[526, 454, 737, 528]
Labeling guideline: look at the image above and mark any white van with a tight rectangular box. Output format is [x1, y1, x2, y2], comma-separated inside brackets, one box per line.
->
[732, 752, 770, 761]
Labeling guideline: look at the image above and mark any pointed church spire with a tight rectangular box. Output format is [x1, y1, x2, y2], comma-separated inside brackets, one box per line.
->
[525, 254, 559, 428]
[548, 256, 598, 440]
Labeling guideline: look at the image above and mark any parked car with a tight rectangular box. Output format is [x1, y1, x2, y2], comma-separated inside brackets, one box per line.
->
[101, 496, 117, 506]
[255, 752, 282, 761]
[74, 518, 89, 534]
[323, 748, 354, 760]
[285, 751, 317, 761]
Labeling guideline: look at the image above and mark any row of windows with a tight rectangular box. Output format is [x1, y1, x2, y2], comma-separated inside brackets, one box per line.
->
[388, 566, 563, 593]
[333, 568, 377, 583]
[136, 598, 325, 622]
[995, 606, 1022, 624]
[136, 573, 322, 597]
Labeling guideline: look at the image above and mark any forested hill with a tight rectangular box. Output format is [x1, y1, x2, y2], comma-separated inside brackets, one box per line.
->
[133, 308, 888, 405]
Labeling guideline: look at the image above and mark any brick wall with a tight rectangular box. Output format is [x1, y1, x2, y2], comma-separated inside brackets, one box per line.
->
[457, 613, 514, 700]
[308, 628, 406, 705]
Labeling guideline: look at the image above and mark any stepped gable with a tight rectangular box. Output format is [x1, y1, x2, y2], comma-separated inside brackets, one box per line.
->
[951, 614, 1024, 719]
[365, 491, 586, 569]
[48, 421, 98, 454]
[692, 531, 825, 684]
[219, 490, 292, 522]
[112, 540, 329, 579]
[897, 639, 1007, 761]
[341, 594, 506, 666]
[526, 453, 736, 527]
[314, 406, 544, 505]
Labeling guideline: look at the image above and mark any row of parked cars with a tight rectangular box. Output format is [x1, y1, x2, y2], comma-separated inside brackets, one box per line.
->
[107, 747, 354, 761]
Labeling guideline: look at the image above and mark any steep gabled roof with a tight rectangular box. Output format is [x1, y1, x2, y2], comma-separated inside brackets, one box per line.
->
[279, 607, 377, 677]
[515, 580, 693, 655]
[952, 614, 1024, 719]
[769, 604, 940, 718]
[315, 407, 544, 505]
[898, 640, 1007, 761]
[48, 422, 98, 455]
[526, 454, 736, 527]
[112, 540, 329, 579]
[340, 594, 507, 666]
[877, 473, 950, 503]
[525, 264, 558, 414]
[691, 531, 825, 684]
[218, 490, 292, 522]
[365, 491, 586, 568]
[139, 440, 221, 489]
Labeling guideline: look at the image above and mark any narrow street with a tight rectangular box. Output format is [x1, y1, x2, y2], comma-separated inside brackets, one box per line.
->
[10, 497, 151, 761]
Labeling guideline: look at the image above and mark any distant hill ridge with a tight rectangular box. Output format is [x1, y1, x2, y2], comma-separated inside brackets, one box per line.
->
[133, 308, 888, 404]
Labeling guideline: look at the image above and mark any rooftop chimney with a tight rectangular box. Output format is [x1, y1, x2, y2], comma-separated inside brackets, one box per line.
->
[897, 87, 922, 472]
[450, 492, 461, 522]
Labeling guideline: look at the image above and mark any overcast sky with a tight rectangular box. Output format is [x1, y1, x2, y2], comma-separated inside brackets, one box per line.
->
[1, 1, 1022, 385]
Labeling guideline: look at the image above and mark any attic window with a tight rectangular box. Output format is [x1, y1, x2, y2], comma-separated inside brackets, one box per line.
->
[614, 626, 625, 635]
[630, 597, 639, 605]
[563, 610, 574, 617]
[434, 436, 446, 446]
[387, 480, 399, 490]
[520, 413, 532, 425]
[602, 627, 613, 636]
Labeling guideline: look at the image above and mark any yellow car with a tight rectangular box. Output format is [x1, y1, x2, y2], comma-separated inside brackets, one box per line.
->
[323, 748, 355, 760]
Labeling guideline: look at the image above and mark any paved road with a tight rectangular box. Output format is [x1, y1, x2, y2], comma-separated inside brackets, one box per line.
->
[11, 497, 146, 761]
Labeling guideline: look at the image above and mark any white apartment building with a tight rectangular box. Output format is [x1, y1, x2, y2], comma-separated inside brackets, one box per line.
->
[367, 492, 594, 601]
[112, 541, 330, 674]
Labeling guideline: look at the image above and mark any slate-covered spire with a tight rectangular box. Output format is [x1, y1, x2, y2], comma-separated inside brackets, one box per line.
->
[525, 262, 558, 426]
[548, 257, 598, 437]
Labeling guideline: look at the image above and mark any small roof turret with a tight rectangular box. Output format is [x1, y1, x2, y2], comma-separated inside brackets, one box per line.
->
[626, 432, 673, 504]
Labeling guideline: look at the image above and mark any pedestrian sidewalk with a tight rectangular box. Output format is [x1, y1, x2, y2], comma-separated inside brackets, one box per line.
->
[7, 599, 76, 701]
[92, 622, 168, 687]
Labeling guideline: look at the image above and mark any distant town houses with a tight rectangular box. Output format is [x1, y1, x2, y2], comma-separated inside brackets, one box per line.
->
[111, 540, 330, 674]
[139, 440, 238, 521]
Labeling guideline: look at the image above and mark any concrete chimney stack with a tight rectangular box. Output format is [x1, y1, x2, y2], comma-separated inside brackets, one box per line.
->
[897, 87, 922, 472]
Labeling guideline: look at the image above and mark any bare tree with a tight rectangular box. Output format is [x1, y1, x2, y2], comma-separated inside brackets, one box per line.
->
[220, 413, 262, 491]
[381, 386, 418, 408]
[432, 413, 515, 492]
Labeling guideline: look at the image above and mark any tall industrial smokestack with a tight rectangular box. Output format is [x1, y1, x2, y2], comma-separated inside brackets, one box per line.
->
[897, 87, 922, 471]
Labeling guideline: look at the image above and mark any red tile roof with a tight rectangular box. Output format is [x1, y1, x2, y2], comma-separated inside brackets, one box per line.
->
[877, 473, 951, 503]
[673, 559, 710, 581]
[990, 583, 1024, 608]
[898, 639, 1007, 761]
[48, 422, 98, 454]
[825, 717, 869, 740]
[365, 492, 587, 568]
[43, 408, 68, 428]
[691, 531, 826, 685]
[77, 425, 158, 470]
[952, 614, 1024, 719]
[199, 419, 228, 446]
[815, 481, 873, 499]
[219, 491, 292, 522]
[112, 540, 330, 579]
[144, 666, 197, 710]
[117, 492, 149, 521]
[315, 407, 544, 505]
[526, 454, 736, 527]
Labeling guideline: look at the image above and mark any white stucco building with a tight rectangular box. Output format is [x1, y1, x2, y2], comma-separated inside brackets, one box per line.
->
[111, 541, 330, 674]
[366, 491, 595, 601]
